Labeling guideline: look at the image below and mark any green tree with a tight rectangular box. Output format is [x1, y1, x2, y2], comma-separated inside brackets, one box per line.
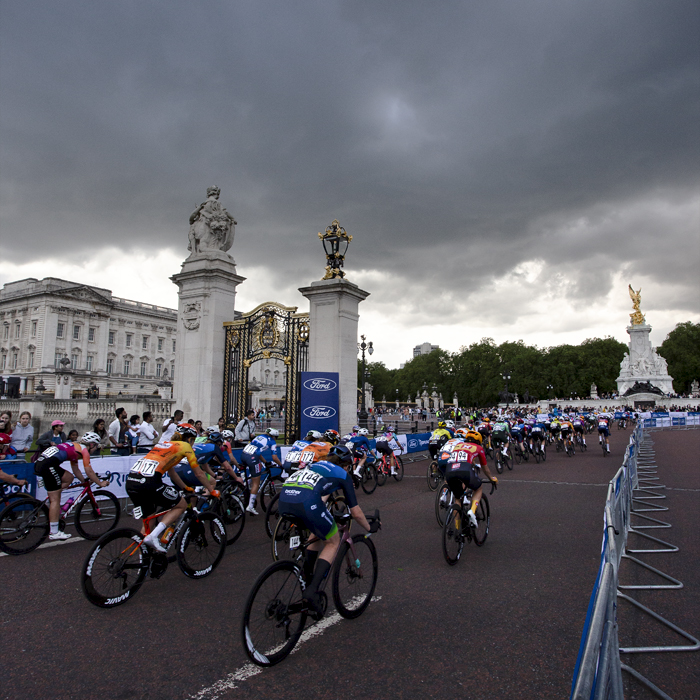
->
[658, 322, 700, 394]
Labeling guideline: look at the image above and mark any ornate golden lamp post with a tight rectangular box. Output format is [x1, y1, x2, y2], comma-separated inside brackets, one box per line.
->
[318, 219, 352, 280]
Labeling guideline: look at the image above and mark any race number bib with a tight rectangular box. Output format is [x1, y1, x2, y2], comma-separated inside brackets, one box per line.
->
[130, 459, 159, 477]
[299, 451, 315, 464]
[286, 468, 322, 487]
[285, 451, 302, 463]
[243, 444, 258, 455]
[41, 446, 60, 459]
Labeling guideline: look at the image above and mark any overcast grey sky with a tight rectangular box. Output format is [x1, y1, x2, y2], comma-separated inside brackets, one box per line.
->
[1, 0, 699, 367]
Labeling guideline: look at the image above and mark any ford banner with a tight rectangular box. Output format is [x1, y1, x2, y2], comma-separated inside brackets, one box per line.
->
[299, 371, 340, 436]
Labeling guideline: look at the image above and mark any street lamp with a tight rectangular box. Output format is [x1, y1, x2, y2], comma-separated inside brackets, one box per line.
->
[318, 219, 352, 280]
[547, 384, 554, 399]
[502, 370, 512, 399]
[358, 334, 374, 428]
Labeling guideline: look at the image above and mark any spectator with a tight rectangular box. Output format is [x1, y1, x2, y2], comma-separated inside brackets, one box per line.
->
[137, 411, 158, 453]
[0, 433, 18, 461]
[37, 420, 66, 450]
[234, 409, 256, 446]
[108, 408, 126, 451]
[217, 416, 226, 431]
[162, 409, 184, 441]
[10, 411, 34, 457]
[91, 418, 110, 455]
[0, 412, 12, 435]
[128, 415, 141, 454]
[108, 408, 131, 456]
[67, 429, 79, 442]
[194, 420, 204, 436]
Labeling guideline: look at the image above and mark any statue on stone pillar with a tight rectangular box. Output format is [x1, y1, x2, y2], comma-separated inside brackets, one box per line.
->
[628, 284, 645, 326]
[188, 186, 237, 256]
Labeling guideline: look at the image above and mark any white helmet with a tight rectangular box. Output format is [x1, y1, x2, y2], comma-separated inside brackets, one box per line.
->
[305, 430, 323, 440]
[358, 428, 369, 436]
[445, 420, 455, 429]
[222, 430, 234, 440]
[266, 427, 279, 437]
[206, 425, 219, 433]
[80, 431, 101, 445]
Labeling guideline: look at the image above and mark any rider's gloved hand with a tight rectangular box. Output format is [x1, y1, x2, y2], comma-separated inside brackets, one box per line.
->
[183, 486, 195, 493]
[210, 489, 221, 499]
[491, 477, 498, 485]
[369, 518, 381, 534]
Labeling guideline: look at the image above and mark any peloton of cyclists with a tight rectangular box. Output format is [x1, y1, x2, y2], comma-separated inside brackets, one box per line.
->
[241, 427, 285, 515]
[375, 426, 403, 476]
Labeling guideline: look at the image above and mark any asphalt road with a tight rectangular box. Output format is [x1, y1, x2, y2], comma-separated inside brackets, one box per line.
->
[2, 428, 697, 700]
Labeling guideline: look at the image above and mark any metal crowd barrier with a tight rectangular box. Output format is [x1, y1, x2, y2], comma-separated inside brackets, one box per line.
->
[570, 424, 699, 700]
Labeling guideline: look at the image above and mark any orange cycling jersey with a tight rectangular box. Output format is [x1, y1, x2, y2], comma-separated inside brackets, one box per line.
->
[131, 440, 199, 477]
[298, 441, 331, 466]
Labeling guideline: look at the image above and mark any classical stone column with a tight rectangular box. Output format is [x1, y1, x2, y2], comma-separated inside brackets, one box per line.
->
[171, 250, 245, 423]
[299, 279, 370, 435]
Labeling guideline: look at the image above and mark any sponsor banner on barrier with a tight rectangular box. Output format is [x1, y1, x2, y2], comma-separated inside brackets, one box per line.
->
[405, 433, 431, 453]
[299, 371, 339, 437]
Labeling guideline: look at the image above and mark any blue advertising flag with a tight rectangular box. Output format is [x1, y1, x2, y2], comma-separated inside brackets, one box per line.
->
[299, 372, 340, 436]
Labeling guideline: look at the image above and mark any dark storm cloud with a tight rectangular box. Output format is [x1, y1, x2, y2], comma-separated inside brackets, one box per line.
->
[1, 0, 698, 308]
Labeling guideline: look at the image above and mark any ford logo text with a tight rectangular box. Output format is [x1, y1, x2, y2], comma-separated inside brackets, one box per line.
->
[303, 378, 338, 391]
[302, 406, 337, 419]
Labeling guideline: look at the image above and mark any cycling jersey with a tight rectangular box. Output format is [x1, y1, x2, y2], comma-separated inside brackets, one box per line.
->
[130, 440, 198, 478]
[444, 443, 487, 498]
[347, 434, 372, 456]
[298, 441, 331, 465]
[173, 442, 228, 486]
[34, 442, 88, 491]
[283, 439, 311, 471]
[375, 434, 400, 455]
[241, 434, 280, 476]
[560, 421, 573, 433]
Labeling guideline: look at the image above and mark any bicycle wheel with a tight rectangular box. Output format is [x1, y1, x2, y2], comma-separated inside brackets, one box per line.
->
[272, 515, 309, 563]
[332, 534, 378, 619]
[220, 491, 246, 545]
[495, 454, 503, 474]
[176, 512, 227, 579]
[392, 456, 404, 482]
[376, 463, 387, 487]
[473, 496, 490, 546]
[515, 446, 523, 465]
[442, 506, 464, 565]
[0, 497, 49, 555]
[427, 461, 441, 491]
[259, 477, 283, 513]
[242, 560, 308, 667]
[264, 491, 281, 539]
[81, 528, 148, 607]
[435, 483, 453, 527]
[74, 490, 121, 540]
[533, 443, 540, 464]
[541, 444, 547, 462]
[361, 464, 378, 495]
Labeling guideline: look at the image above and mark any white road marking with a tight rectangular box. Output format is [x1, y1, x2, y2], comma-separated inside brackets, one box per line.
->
[0, 535, 84, 557]
[189, 596, 382, 700]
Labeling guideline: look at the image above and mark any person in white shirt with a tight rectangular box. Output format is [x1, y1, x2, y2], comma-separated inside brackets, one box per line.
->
[136, 411, 159, 453]
[162, 410, 184, 442]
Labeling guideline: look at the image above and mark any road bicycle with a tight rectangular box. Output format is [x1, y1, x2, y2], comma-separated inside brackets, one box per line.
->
[442, 480, 496, 565]
[202, 474, 246, 545]
[242, 510, 380, 667]
[271, 493, 348, 560]
[574, 433, 587, 452]
[427, 460, 442, 491]
[81, 492, 226, 607]
[375, 453, 404, 486]
[0, 476, 120, 555]
[493, 443, 513, 474]
[513, 440, 529, 464]
[617, 418, 627, 430]
[435, 481, 454, 527]
[530, 437, 546, 463]
[248, 462, 286, 513]
[563, 435, 575, 457]
[601, 439, 609, 457]
[351, 455, 378, 495]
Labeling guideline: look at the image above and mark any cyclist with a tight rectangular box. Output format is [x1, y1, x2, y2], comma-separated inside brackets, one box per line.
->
[597, 412, 612, 453]
[510, 419, 527, 458]
[491, 417, 511, 458]
[298, 429, 339, 467]
[125, 424, 218, 550]
[572, 414, 586, 447]
[347, 427, 374, 478]
[529, 418, 546, 455]
[550, 417, 562, 447]
[283, 430, 323, 475]
[443, 420, 456, 438]
[240, 427, 284, 515]
[277, 444, 379, 617]
[174, 430, 244, 488]
[428, 421, 453, 461]
[375, 426, 403, 476]
[560, 416, 574, 453]
[476, 418, 492, 452]
[33, 432, 109, 541]
[444, 430, 497, 528]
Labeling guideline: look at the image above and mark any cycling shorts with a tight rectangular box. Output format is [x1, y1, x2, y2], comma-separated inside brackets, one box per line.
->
[445, 462, 482, 499]
[573, 424, 584, 433]
[512, 431, 524, 442]
[491, 432, 508, 445]
[278, 492, 338, 541]
[375, 441, 394, 455]
[598, 427, 610, 437]
[35, 456, 68, 492]
[125, 474, 180, 518]
[241, 452, 265, 477]
[561, 426, 572, 435]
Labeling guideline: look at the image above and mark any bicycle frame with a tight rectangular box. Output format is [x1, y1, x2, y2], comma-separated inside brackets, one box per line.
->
[34, 478, 102, 525]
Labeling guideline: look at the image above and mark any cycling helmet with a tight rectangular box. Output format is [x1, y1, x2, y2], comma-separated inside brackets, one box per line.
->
[208, 431, 223, 443]
[358, 428, 369, 436]
[328, 444, 353, 465]
[455, 428, 469, 439]
[352, 425, 360, 432]
[79, 431, 101, 446]
[323, 429, 340, 446]
[483, 417, 490, 423]
[266, 427, 280, 437]
[386, 426, 396, 433]
[305, 430, 323, 440]
[177, 423, 198, 439]
[221, 429, 235, 441]
[0, 433, 11, 445]
[465, 430, 483, 445]
[445, 420, 455, 429]
[438, 421, 446, 429]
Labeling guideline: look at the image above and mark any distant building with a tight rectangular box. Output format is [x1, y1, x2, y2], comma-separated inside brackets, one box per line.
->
[413, 342, 440, 358]
[0, 277, 177, 398]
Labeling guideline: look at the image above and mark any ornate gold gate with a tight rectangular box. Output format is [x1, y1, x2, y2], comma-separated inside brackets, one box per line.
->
[222, 302, 309, 440]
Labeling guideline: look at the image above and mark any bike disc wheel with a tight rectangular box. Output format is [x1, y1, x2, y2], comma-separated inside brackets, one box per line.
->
[242, 560, 308, 667]
[435, 483, 453, 528]
[272, 515, 308, 563]
[221, 492, 246, 544]
[81, 528, 148, 607]
[176, 512, 226, 579]
[473, 496, 490, 546]
[0, 497, 49, 555]
[427, 461, 441, 491]
[264, 491, 281, 539]
[332, 534, 378, 619]
[392, 456, 404, 482]
[361, 464, 378, 495]
[442, 506, 464, 566]
[74, 490, 121, 540]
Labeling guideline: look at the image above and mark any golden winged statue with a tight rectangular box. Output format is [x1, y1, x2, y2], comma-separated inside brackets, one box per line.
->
[628, 284, 645, 325]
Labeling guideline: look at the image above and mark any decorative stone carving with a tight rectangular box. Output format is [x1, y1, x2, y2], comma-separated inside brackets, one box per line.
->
[182, 302, 201, 331]
[616, 322, 674, 396]
[188, 187, 237, 257]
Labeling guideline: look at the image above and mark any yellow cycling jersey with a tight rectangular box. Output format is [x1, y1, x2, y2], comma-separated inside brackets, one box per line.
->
[430, 428, 452, 442]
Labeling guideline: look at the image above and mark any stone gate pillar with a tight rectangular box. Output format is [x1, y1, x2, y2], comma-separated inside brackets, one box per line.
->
[171, 251, 245, 423]
[299, 279, 369, 435]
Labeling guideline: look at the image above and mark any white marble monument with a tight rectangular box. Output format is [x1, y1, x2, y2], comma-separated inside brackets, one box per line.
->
[616, 286, 674, 397]
[172, 187, 245, 423]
